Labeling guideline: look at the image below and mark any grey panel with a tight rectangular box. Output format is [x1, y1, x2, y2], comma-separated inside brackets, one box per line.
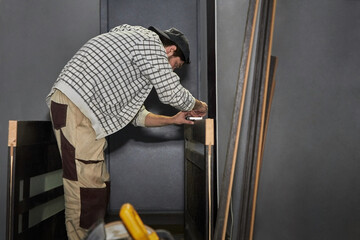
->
[254, 1, 360, 239]
[106, 0, 201, 212]
[0, 0, 99, 238]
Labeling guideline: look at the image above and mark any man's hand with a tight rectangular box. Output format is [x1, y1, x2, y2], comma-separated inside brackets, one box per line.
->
[171, 111, 195, 125]
[144, 112, 195, 127]
[143, 99, 208, 127]
[191, 99, 208, 117]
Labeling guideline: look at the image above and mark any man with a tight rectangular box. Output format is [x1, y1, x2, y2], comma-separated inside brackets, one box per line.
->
[46, 24, 207, 240]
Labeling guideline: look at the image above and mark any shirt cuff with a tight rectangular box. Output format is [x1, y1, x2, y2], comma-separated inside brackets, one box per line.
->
[132, 105, 150, 127]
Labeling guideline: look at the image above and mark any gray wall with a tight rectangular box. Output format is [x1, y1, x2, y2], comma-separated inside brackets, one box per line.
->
[216, 0, 360, 239]
[254, 1, 360, 239]
[0, 0, 99, 238]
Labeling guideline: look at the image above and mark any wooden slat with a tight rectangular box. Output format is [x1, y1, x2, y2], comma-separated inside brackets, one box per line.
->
[8, 120, 18, 147]
[205, 145, 215, 240]
[7, 121, 17, 240]
[205, 119, 214, 146]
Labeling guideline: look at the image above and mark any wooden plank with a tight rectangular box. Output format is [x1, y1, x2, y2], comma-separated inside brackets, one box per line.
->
[205, 119, 214, 146]
[7, 121, 17, 240]
[8, 120, 18, 147]
[213, 0, 260, 239]
[205, 145, 215, 240]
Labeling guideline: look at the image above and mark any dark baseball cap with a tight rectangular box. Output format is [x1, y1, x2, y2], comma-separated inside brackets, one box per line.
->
[148, 26, 190, 64]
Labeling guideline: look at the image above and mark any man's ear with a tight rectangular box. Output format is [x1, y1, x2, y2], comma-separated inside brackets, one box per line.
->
[165, 45, 177, 57]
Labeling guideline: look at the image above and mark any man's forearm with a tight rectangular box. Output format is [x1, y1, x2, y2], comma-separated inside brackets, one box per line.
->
[144, 113, 173, 127]
[144, 112, 195, 127]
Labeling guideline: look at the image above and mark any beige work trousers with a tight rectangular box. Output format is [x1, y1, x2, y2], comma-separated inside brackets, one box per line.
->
[50, 90, 110, 240]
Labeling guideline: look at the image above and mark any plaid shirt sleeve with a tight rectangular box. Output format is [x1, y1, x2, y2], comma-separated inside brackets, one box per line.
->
[132, 38, 195, 111]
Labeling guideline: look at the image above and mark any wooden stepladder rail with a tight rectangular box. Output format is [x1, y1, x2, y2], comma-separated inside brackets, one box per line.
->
[184, 119, 215, 240]
[7, 121, 66, 240]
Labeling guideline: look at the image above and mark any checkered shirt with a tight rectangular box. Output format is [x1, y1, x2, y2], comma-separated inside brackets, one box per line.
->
[46, 24, 195, 139]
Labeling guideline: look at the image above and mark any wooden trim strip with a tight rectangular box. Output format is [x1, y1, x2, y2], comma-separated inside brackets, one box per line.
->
[8, 120, 17, 147]
[7, 120, 17, 240]
[206, 145, 214, 240]
[205, 119, 214, 146]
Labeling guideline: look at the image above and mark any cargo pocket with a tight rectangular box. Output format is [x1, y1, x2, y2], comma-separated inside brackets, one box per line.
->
[79, 187, 107, 229]
[61, 130, 77, 181]
[50, 101, 67, 130]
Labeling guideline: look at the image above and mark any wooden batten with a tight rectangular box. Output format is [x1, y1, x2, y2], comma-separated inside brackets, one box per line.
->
[205, 119, 214, 146]
[8, 120, 17, 147]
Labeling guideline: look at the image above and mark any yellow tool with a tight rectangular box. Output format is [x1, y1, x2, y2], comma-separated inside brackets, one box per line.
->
[119, 203, 160, 240]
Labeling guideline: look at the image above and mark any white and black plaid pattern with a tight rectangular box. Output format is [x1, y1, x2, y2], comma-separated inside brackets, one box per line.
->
[47, 25, 195, 138]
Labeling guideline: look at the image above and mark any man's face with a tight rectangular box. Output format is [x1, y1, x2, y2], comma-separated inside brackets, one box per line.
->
[168, 56, 184, 71]
[165, 45, 185, 70]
